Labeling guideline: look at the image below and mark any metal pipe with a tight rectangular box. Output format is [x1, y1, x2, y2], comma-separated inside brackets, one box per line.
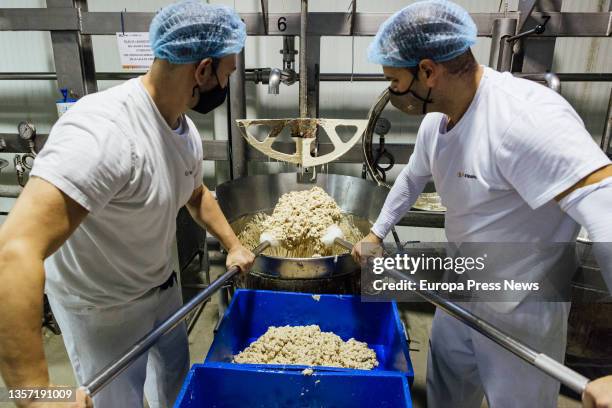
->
[96, 72, 139, 81]
[601, 89, 612, 158]
[0, 73, 58, 80]
[1, 72, 612, 83]
[268, 67, 281, 94]
[489, 18, 518, 71]
[299, 0, 308, 118]
[315, 73, 385, 82]
[517, 73, 612, 82]
[82, 240, 270, 397]
[252, 72, 612, 82]
[228, 49, 247, 179]
[544, 72, 561, 93]
[0, 186, 23, 198]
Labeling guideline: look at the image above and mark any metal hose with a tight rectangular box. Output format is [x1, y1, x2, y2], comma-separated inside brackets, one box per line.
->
[362, 88, 392, 188]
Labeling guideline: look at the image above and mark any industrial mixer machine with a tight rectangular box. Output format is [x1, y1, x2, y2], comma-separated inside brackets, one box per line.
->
[216, 173, 388, 294]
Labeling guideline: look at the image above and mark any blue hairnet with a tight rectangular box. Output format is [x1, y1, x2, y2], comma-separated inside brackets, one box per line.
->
[150, 1, 246, 64]
[368, 0, 477, 67]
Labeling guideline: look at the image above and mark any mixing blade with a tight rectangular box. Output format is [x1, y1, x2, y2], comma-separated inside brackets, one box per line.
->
[236, 118, 368, 167]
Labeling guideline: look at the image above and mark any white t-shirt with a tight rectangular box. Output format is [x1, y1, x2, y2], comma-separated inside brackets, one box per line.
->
[372, 67, 611, 306]
[375, 66, 610, 243]
[31, 78, 204, 307]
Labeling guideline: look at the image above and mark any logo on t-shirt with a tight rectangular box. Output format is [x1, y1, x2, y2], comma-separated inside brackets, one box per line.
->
[457, 171, 477, 180]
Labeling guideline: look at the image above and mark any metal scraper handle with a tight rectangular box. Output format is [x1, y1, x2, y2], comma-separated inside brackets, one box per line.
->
[81, 240, 270, 397]
[386, 267, 590, 394]
[343, 239, 590, 394]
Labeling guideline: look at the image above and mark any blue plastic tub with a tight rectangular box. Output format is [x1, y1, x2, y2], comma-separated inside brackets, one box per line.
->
[174, 363, 412, 408]
[204, 289, 414, 383]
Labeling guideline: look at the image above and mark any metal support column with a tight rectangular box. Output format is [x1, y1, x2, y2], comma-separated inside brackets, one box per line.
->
[46, 0, 97, 97]
[228, 49, 247, 179]
[297, 0, 320, 119]
[515, 0, 563, 73]
[305, 35, 320, 118]
[297, 0, 320, 167]
[299, 0, 309, 118]
[489, 18, 518, 72]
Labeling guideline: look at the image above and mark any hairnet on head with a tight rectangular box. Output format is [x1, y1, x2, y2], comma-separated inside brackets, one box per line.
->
[368, 0, 477, 67]
[149, 0, 246, 64]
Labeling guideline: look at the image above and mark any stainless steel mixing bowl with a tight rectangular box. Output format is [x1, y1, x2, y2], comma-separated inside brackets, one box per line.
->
[216, 173, 389, 279]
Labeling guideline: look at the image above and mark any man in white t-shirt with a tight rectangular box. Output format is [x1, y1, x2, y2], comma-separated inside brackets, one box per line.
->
[354, 1, 612, 407]
[0, 2, 254, 408]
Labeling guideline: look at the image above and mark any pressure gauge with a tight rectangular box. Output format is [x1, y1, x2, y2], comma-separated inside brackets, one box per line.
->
[18, 121, 36, 141]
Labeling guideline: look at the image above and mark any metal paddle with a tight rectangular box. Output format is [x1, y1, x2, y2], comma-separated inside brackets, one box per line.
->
[334, 237, 590, 394]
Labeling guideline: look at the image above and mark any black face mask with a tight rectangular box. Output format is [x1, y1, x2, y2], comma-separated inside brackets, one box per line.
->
[191, 60, 228, 114]
[388, 76, 433, 115]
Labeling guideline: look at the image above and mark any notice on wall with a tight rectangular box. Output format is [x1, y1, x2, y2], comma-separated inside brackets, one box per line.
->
[116, 32, 154, 70]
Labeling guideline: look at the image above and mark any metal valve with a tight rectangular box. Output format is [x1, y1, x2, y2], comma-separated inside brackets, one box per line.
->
[506, 15, 551, 42]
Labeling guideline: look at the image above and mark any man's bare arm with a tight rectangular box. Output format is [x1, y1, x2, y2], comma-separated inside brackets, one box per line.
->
[186, 185, 240, 250]
[186, 185, 254, 272]
[555, 165, 612, 201]
[0, 177, 87, 398]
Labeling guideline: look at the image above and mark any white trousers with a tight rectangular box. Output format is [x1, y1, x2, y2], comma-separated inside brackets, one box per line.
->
[48, 284, 190, 408]
[427, 301, 570, 408]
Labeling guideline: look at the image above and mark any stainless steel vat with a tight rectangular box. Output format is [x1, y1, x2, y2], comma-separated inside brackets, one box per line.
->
[216, 173, 389, 282]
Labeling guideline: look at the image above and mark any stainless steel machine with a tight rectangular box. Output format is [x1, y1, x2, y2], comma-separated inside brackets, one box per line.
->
[213, 0, 393, 294]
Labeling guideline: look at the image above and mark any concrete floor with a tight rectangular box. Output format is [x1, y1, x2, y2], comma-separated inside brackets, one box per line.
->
[0, 271, 583, 408]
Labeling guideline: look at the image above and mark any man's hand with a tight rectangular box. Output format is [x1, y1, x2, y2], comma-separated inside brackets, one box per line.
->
[352, 232, 384, 265]
[583, 376, 612, 408]
[226, 244, 255, 273]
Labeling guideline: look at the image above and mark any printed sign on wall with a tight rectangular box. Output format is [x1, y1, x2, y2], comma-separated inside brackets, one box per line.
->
[116, 32, 154, 70]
